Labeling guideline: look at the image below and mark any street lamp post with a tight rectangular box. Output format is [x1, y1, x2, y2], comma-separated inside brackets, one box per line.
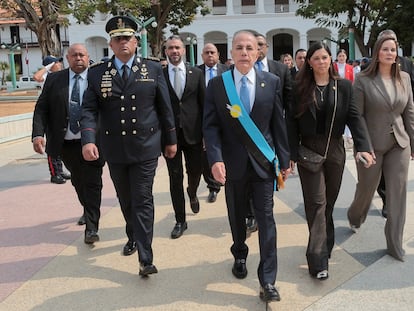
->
[1, 43, 21, 90]
[128, 14, 157, 58]
[186, 36, 197, 66]
[348, 15, 357, 61]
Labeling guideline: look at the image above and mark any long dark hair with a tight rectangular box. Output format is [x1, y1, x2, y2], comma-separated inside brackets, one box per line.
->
[361, 36, 403, 89]
[295, 41, 339, 115]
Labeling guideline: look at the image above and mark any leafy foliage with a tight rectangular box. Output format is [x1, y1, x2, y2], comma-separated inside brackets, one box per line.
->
[1, 0, 209, 58]
[294, 0, 414, 56]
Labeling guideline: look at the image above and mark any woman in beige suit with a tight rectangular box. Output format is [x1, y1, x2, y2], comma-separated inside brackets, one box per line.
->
[348, 35, 414, 261]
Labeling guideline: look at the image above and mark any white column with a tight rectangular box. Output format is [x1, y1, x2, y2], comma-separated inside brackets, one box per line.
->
[300, 33, 307, 49]
[257, 0, 265, 13]
[227, 0, 234, 15]
[196, 37, 204, 65]
[227, 35, 233, 61]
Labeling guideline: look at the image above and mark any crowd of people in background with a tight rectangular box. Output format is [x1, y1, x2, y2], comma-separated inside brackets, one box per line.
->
[31, 17, 414, 305]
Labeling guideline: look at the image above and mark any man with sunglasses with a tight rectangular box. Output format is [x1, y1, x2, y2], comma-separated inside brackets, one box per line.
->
[81, 15, 177, 277]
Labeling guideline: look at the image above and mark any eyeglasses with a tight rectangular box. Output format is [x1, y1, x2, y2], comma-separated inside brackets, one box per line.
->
[257, 42, 268, 47]
[113, 36, 134, 42]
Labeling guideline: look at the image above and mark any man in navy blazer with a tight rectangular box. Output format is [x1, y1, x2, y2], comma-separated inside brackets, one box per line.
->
[32, 44, 104, 245]
[198, 43, 229, 203]
[203, 30, 290, 303]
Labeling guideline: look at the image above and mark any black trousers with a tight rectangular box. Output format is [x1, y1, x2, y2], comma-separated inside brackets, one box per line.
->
[61, 140, 103, 232]
[225, 162, 277, 287]
[165, 129, 203, 223]
[47, 155, 63, 177]
[297, 137, 345, 275]
[108, 158, 158, 265]
[202, 150, 221, 193]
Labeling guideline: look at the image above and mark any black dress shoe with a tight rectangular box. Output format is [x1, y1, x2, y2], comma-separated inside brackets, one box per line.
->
[207, 191, 218, 203]
[260, 284, 281, 302]
[382, 204, 387, 218]
[77, 214, 86, 225]
[187, 188, 200, 213]
[232, 259, 247, 279]
[171, 222, 187, 239]
[50, 175, 66, 184]
[122, 240, 137, 256]
[246, 217, 258, 233]
[139, 263, 158, 276]
[60, 172, 71, 180]
[84, 230, 99, 244]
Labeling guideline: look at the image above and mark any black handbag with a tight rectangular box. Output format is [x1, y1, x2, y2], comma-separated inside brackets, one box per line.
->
[297, 145, 325, 173]
[297, 80, 338, 173]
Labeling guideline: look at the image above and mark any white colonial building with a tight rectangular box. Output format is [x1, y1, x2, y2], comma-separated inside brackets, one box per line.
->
[1, 0, 358, 79]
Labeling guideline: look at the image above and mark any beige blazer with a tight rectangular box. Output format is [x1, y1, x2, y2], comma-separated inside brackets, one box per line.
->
[353, 71, 414, 153]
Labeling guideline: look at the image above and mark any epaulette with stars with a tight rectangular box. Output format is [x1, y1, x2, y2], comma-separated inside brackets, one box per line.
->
[144, 56, 160, 62]
[89, 60, 106, 68]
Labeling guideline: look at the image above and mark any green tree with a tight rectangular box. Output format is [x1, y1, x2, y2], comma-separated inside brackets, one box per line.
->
[0, 61, 9, 85]
[0, 0, 71, 57]
[73, 0, 209, 57]
[294, 0, 414, 57]
[1, 0, 208, 58]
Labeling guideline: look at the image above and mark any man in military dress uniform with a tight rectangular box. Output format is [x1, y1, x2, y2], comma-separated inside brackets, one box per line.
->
[81, 15, 177, 277]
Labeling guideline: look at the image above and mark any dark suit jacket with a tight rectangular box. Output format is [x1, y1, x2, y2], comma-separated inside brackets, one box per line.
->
[81, 56, 177, 164]
[163, 64, 205, 144]
[32, 68, 72, 157]
[290, 66, 300, 81]
[198, 63, 229, 85]
[288, 78, 372, 162]
[203, 69, 290, 180]
[399, 56, 414, 92]
[267, 59, 292, 110]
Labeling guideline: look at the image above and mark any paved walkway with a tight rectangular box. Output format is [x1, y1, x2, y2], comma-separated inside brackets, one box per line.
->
[0, 138, 413, 311]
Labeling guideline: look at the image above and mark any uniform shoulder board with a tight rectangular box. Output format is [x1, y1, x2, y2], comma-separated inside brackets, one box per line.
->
[145, 56, 160, 62]
[89, 60, 105, 68]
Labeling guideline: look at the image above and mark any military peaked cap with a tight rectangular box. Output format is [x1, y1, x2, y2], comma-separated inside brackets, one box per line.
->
[105, 15, 138, 38]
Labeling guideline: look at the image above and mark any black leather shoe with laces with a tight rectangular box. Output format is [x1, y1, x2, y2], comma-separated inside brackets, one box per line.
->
[259, 284, 281, 302]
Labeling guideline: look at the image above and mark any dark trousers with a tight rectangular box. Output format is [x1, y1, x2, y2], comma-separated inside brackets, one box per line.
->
[377, 174, 386, 206]
[61, 140, 103, 232]
[108, 158, 158, 265]
[47, 155, 63, 177]
[297, 138, 345, 275]
[202, 150, 221, 193]
[165, 130, 202, 223]
[226, 162, 277, 286]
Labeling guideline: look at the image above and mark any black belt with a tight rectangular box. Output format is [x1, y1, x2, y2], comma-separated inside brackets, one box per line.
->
[64, 139, 81, 144]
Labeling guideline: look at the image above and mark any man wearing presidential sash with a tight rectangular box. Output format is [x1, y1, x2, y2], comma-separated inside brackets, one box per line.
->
[203, 30, 290, 302]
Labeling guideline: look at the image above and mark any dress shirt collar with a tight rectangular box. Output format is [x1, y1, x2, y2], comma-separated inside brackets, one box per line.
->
[114, 56, 134, 71]
[168, 61, 186, 74]
[234, 67, 256, 85]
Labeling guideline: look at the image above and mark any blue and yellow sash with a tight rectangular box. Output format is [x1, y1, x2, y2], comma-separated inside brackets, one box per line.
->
[221, 71, 282, 189]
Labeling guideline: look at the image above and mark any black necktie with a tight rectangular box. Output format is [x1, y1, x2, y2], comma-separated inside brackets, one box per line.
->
[69, 74, 81, 134]
[122, 64, 128, 83]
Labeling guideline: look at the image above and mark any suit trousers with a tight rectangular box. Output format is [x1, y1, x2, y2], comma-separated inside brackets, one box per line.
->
[202, 150, 221, 192]
[298, 138, 345, 275]
[165, 129, 203, 223]
[225, 161, 277, 286]
[348, 133, 410, 260]
[61, 140, 103, 232]
[108, 158, 158, 265]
